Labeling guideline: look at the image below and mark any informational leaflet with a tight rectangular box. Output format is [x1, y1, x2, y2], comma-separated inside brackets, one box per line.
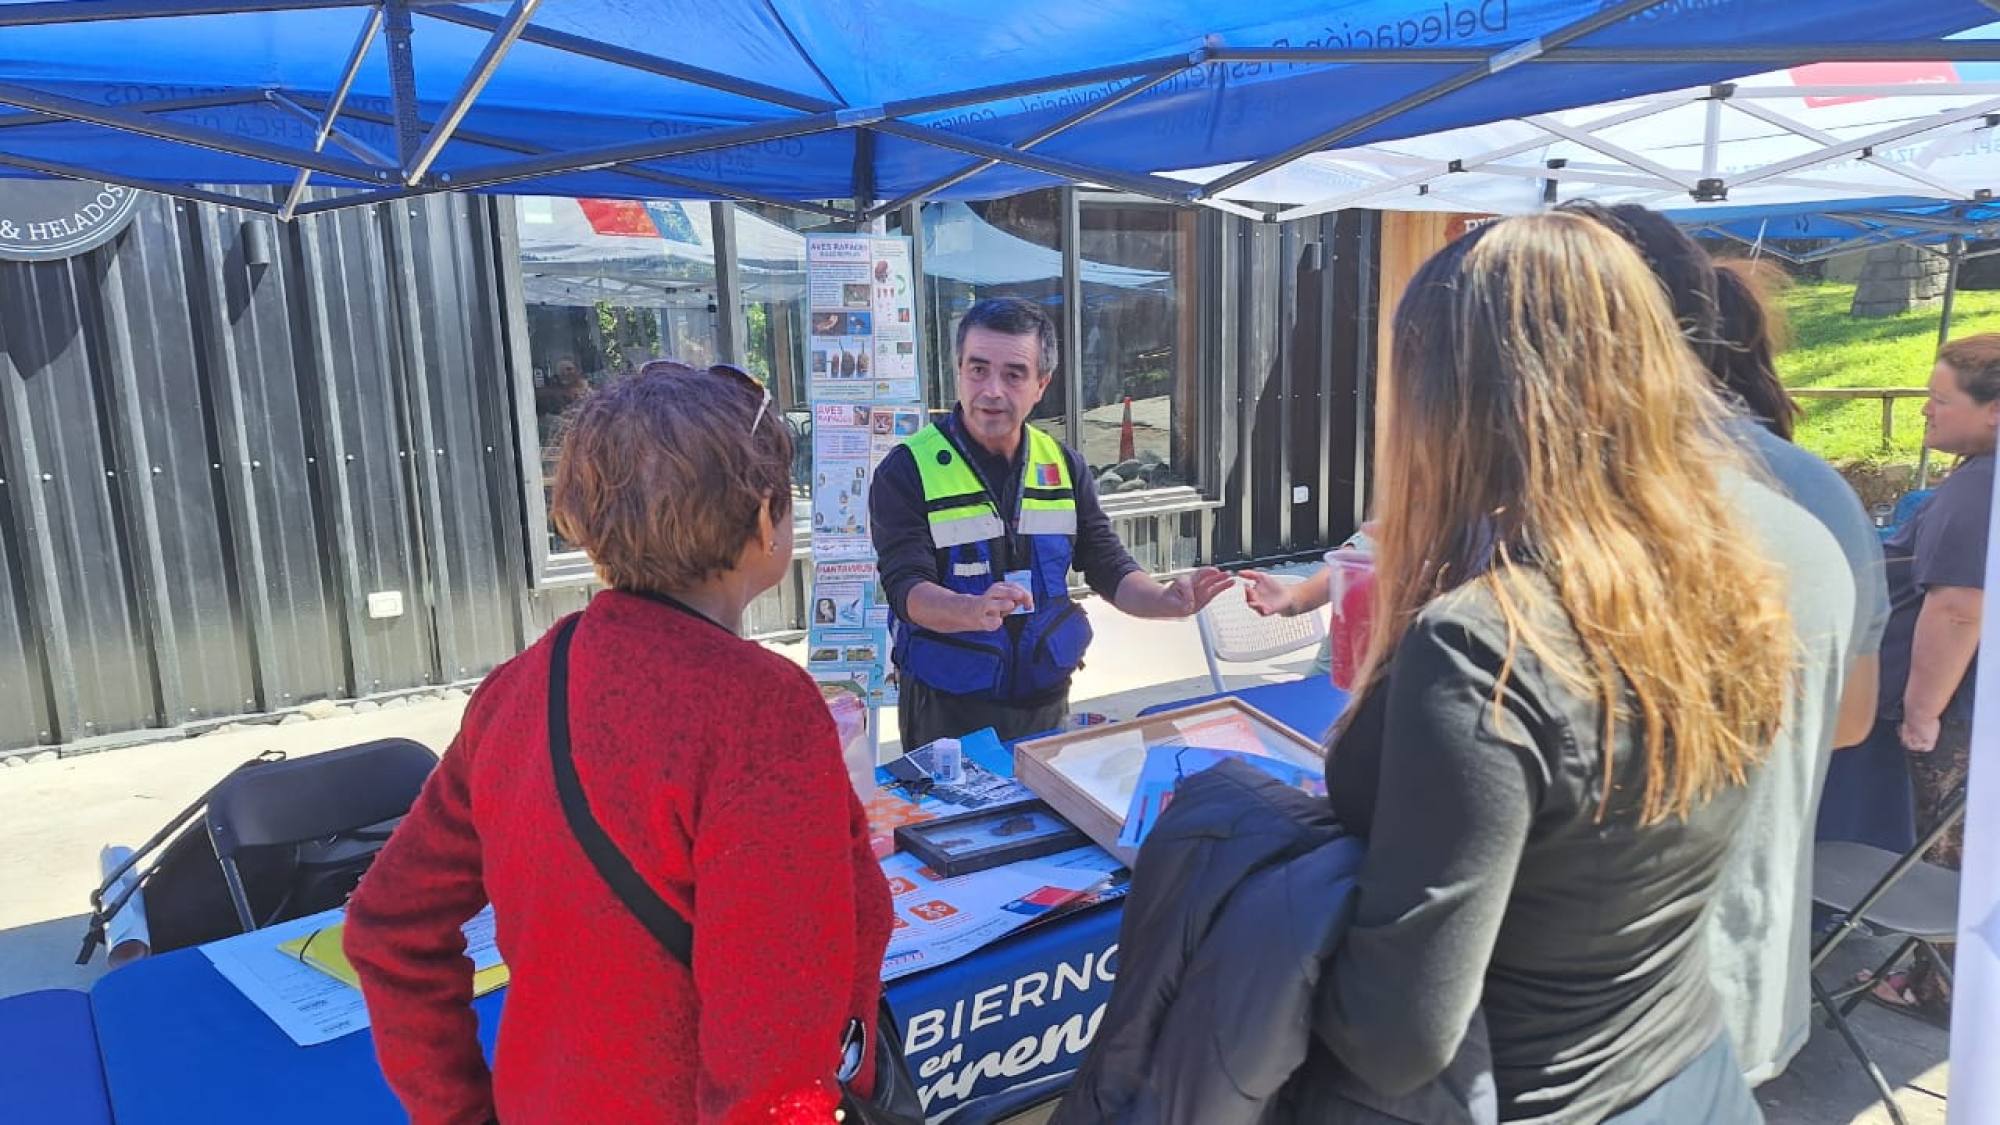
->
[202, 904, 504, 1046]
[805, 234, 921, 756]
[879, 849, 1111, 981]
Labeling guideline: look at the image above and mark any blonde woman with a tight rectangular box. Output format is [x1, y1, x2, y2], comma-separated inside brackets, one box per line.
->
[1301, 214, 1816, 1123]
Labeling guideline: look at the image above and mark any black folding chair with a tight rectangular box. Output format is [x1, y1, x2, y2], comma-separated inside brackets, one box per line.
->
[205, 738, 439, 933]
[1808, 787, 1966, 1125]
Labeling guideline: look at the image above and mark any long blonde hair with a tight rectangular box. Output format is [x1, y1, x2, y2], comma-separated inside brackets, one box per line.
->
[1354, 212, 1793, 824]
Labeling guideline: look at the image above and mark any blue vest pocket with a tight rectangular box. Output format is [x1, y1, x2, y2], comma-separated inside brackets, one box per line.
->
[1021, 601, 1093, 695]
[904, 630, 1007, 697]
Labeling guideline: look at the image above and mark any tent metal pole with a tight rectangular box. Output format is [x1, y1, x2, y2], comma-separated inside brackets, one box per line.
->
[1701, 92, 1724, 182]
[1274, 96, 1694, 222]
[270, 7, 385, 220]
[423, 111, 845, 195]
[383, 0, 423, 167]
[1915, 236, 1962, 490]
[1698, 227, 1806, 266]
[0, 149, 282, 213]
[1737, 82, 2000, 100]
[870, 118, 1194, 206]
[404, 0, 541, 185]
[864, 65, 1190, 221]
[307, 7, 382, 156]
[1198, 0, 1674, 200]
[1730, 98, 2000, 192]
[1522, 113, 1699, 190]
[1205, 42, 2000, 65]
[1726, 99, 1978, 201]
[266, 91, 393, 169]
[0, 0, 381, 25]
[421, 4, 838, 113]
[288, 93, 856, 218]
[0, 91, 267, 132]
[879, 53, 1200, 122]
[0, 79, 390, 183]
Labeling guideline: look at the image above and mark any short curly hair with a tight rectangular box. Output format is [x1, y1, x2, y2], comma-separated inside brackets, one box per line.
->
[549, 361, 792, 593]
[1939, 333, 2000, 405]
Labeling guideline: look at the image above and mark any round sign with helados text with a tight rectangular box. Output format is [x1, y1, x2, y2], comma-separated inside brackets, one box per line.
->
[0, 180, 145, 263]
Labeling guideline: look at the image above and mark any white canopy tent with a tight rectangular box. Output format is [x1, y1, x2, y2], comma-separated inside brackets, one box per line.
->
[1165, 28, 2000, 222]
[1165, 33, 2000, 1125]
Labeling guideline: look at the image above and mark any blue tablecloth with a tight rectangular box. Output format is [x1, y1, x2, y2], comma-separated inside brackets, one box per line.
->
[92, 955, 504, 1124]
[1139, 675, 1351, 744]
[0, 989, 112, 1125]
[85, 678, 1348, 1124]
[87, 905, 1113, 1125]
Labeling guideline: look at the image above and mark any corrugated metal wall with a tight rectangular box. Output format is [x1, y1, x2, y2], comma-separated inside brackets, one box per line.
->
[0, 188, 579, 756]
[1210, 210, 1377, 564]
[0, 191, 1375, 758]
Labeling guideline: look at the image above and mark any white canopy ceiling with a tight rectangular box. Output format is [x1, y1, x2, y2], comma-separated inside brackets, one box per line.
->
[1166, 31, 2000, 222]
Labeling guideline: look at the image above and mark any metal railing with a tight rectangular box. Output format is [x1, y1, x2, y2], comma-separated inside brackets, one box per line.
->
[1787, 386, 1934, 486]
[1788, 386, 1927, 449]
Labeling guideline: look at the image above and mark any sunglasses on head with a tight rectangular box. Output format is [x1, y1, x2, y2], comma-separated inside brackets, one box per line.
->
[638, 359, 771, 434]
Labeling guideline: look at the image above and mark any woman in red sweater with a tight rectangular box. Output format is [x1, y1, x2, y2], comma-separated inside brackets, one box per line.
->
[344, 361, 893, 1124]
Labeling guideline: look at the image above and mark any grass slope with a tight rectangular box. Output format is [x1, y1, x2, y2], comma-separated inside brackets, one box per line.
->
[1777, 281, 2000, 466]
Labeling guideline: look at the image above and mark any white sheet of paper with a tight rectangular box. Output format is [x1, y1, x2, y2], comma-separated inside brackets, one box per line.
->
[201, 904, 504, 1046]
[201, 906, 367, 1046]
[1046, 728, 1150, 814]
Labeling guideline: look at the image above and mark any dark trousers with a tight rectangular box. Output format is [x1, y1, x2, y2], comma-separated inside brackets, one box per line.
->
[897, 676, 1070, 753]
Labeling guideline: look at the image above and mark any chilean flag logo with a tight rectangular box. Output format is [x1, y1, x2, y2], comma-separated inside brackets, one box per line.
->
[1036, 463, 1062, 488]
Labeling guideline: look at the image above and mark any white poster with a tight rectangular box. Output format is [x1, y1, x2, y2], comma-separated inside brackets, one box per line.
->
[806, 235, 921, 751]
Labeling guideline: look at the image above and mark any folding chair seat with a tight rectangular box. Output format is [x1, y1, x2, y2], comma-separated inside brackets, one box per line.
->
[1807, 789, 1965, 1125]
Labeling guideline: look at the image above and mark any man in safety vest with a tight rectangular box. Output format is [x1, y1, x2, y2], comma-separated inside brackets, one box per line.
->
[871, 297, 1231, 751]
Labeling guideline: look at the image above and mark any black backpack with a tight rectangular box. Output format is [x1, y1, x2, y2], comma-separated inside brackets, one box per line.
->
[78, 750, 401, 962]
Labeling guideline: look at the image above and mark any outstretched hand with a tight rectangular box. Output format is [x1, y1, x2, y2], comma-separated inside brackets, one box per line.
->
[1238, 568, 1292, 617]
[1163, 567, 1234, 618]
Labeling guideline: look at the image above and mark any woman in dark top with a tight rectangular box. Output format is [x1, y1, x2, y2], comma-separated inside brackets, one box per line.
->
[1822, 333, 1996, 1020]
[1309, 214, 1796, 1123]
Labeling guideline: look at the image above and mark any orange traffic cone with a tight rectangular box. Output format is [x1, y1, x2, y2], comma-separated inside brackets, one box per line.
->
[1118, 396, 1135, 462]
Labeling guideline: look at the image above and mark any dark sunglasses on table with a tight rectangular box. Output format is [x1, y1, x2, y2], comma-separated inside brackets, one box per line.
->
[637, 359, 771, 434]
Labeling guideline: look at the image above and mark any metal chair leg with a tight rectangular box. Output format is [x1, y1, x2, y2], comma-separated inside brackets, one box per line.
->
[1840, 936, 1918, 1017]
[1814, 975, 1910, 1125]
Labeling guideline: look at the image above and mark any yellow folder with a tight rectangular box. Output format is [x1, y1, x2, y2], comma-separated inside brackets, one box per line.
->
[278, 922, 511, 996]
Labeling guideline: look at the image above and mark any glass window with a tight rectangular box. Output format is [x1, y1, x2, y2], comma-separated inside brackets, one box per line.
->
[921, 191, 1067, 445]
[1077, 198, 1198, 495]
[516, 195, 719, 558]
[733, 204, 860, 497]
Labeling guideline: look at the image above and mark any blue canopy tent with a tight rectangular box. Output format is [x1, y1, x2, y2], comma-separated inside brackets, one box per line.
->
[0, 0, 1996, 222]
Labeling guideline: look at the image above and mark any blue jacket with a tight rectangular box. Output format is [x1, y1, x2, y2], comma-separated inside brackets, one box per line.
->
[1054, 760, 1496, 1125]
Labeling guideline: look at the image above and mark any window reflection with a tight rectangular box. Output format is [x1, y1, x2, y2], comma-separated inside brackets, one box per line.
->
[921, 191, 1067, 446]
[734, 204, 862, 497]
[517, 196, 719, 555]
[1078, 199, 1194, 495]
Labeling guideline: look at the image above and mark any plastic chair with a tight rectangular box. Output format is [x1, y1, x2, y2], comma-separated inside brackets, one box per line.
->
[205, 738, 439, 933]
[1807, 788, 1966, 1125]
[1195, 574, 1328, 694]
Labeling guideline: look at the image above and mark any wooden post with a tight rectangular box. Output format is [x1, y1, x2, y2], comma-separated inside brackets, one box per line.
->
[1883, 395, 1895, 451]
[1373, 211, 1467, 471]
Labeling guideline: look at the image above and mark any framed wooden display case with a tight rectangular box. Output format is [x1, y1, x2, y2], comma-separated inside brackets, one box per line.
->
[1015, 697, 1325, 864]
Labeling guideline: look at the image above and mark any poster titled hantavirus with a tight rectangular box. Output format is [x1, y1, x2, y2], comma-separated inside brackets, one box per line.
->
[805, 234, 921, 762]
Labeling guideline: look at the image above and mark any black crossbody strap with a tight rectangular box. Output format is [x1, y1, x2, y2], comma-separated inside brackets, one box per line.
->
[547, 616, 695, 967]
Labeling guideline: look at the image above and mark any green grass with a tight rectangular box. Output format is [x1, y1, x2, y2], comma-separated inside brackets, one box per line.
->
[1777, 281, 2000, 466]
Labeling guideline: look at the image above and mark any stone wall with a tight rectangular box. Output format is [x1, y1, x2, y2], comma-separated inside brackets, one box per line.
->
[1850, 243, 1949, 317]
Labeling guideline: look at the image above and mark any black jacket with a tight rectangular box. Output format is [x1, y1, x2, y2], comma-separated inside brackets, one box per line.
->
[1054, 760, 1496, 1125]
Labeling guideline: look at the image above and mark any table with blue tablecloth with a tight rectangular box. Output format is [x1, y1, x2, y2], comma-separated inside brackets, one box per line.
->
[0, 988, 113, 1125]
[81, 677, 1347, 1124]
